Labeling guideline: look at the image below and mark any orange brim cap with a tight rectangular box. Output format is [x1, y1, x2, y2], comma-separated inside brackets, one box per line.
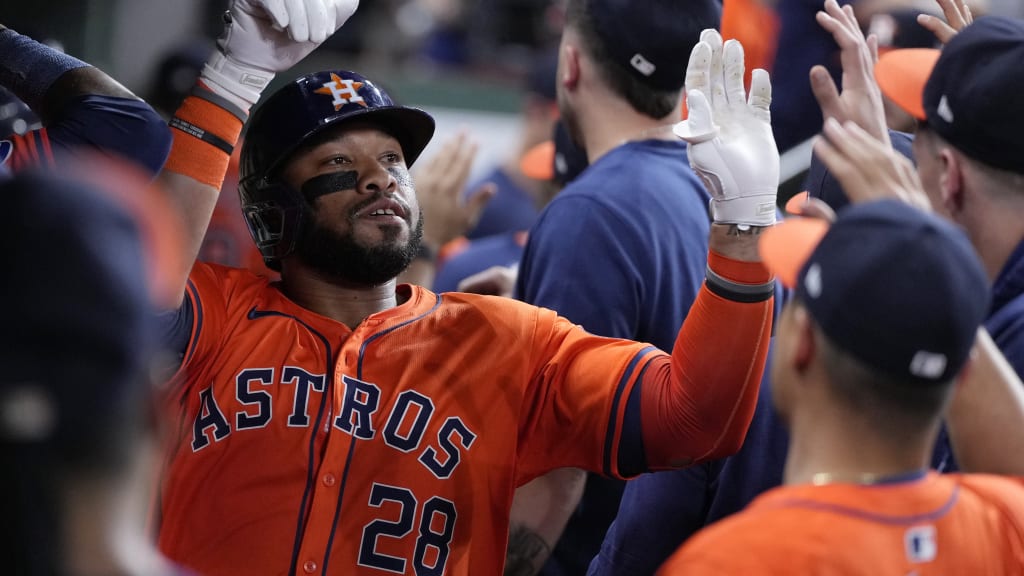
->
[874, 48, 940, 121]
[759, 218, 830, 288]
[520, 140, 555, 181]
[784, 191, 810, 215]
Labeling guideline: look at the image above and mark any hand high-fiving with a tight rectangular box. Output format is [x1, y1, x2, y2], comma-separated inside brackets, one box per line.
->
[674, 30, 778, 228]
[203, 0, 360, 111]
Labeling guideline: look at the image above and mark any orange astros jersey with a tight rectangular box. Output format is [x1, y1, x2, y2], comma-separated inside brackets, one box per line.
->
[158, 262, 695, 576]
[659, 472, 1024, 575]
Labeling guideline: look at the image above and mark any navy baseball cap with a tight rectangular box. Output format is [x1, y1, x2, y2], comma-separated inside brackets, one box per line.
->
[876, 16, 1024, 175]
[804, 130, 916, 213]
[586, 0, 721, 91]
[760, 200, 989, 383]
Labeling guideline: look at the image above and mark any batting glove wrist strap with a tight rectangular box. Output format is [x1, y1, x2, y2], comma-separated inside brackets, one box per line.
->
[710, 193, 777, 227]
[201, 51, 274, 112]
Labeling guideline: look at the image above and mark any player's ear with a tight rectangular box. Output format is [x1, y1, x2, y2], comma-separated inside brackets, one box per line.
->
[792, 305, 816, 374]
[561, 43, 581, 90]
[938, 147, 965, 218]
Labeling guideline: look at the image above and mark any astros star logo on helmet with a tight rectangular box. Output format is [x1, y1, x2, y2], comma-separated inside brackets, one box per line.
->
[314, 73, 366, 110]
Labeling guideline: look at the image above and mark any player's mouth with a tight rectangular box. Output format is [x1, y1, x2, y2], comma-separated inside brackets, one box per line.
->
[354, 197, 409, 224]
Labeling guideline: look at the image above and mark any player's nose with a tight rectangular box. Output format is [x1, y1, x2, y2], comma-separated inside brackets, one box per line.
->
[358, 161, 398, 196]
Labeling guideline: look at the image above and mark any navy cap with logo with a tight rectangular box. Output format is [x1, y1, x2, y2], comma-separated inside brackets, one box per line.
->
[586, 0, 722, 91]
[761, 200, 990, 384]
[922, 17, 1024, 175]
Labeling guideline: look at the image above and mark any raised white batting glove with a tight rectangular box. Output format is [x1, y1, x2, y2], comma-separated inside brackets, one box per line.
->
[674, 30, 778, 228]
[202, 0, 360, 111]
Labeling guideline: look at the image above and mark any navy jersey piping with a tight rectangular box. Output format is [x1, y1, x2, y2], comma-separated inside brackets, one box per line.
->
[182, 280, 203, 368]
[772, 484, 960, 526]
[320, 293, 443, 574]
[603, 346, 657, 476]
[247, 307, 335, 576]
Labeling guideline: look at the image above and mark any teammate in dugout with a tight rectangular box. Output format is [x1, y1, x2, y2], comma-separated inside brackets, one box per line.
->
[151, 1, 778, 575]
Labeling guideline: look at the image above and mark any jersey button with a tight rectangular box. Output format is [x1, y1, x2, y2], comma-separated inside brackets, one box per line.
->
[322, 473, 336, 487]
[303, 560, 317, 574]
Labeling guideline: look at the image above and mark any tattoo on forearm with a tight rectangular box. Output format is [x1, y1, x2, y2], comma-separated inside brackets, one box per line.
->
[503, 525, 552, 576]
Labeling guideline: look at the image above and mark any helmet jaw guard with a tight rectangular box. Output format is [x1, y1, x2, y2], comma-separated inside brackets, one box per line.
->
[238, 70, 435, 270]
[238, 180, 307, 272]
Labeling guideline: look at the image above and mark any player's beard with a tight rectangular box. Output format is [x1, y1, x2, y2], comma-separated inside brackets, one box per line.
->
[558, 90, 585, 151]
[294, 211, 424, 286]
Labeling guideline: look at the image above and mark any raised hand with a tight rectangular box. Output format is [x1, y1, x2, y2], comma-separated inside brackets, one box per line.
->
[203, 0, 360, 110]
[918, 0, 974, 44]
[413, 131, 496, 250]
[814, 118, 931, 212]
[674, 29, 778, 228]
[811, 0, 890, 147]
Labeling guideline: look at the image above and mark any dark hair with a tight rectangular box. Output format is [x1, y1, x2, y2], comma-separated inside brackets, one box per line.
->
[565, 0, 709, 118]
[818, 328, 953, 434]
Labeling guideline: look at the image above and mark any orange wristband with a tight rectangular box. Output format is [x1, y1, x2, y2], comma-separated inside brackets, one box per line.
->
[164, 90, 244, 189]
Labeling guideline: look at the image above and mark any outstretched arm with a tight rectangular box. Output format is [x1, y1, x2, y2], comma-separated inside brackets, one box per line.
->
[157, 0, 359, 306]
[636, 30, 777, 470]
[0, 25, 169, 174]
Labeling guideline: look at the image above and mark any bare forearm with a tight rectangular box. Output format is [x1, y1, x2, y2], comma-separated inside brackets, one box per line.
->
[707, 223, 768, 262]
[504, 468, 586, 576]
[946, 329, 1024, 475]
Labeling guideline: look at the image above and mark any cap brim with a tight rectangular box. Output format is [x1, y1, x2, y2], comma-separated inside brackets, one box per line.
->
[785, 191, 810, 215]
[759, 218, 830, 288]
[874, 48, 940, 121]
[317, 106, 436, 167]
[520, 140, 555, 181]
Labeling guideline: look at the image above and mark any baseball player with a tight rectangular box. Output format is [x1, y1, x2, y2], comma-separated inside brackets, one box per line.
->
[659, 197, 1024, 574]
[0, 24, 170, 175]
[151, 2, 778, 575]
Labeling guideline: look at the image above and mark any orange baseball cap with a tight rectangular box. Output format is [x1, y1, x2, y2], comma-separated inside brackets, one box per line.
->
[520, 139, 555, 181]
[758, 216, 829, 288]
[873, 48, 940, 121]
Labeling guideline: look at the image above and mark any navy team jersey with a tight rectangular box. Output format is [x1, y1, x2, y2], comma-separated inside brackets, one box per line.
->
[0, 94, 170, 176]
[464, 166, 540, 240]
[516, 138, 711, 576]
[433, 230, 528, 293]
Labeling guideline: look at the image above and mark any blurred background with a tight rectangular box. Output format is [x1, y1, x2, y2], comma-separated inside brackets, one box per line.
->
[4, 0, 1024, 182]
[3, 0, 577, 180]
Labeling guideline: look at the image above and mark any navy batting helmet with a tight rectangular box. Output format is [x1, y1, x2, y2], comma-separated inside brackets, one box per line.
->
[238, 70, 435, 270]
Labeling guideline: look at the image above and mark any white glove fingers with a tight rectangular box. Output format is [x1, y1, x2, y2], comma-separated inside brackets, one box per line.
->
[284, 0, 310, 42]
[306, 0, 330, 44]
[334, 0, 360, 27]
[704, 30, 727, 115]
[673, 90, 717, 143]
[723, 39, 746, 107]
[685, 41, 713, 101]
[748, 68, 772, 123]
[260, 0, 290, 30]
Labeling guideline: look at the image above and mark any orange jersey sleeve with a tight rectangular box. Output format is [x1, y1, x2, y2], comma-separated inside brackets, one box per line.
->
[659, 473, 1024, 575]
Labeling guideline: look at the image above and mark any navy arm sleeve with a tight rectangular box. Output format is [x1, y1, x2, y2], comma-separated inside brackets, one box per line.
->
[43, 94, 171, 176]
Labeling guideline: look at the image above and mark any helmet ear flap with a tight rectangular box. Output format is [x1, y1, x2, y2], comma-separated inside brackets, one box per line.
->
[239, 178, 308, 271]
